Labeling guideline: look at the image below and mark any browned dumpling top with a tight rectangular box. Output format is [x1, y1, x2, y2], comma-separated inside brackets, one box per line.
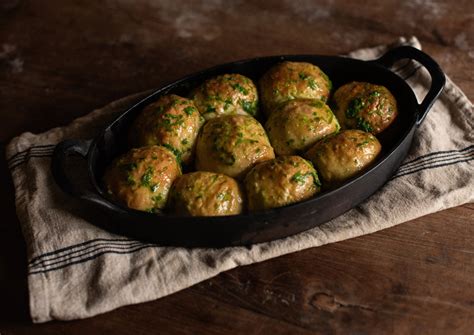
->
[332, 81, 398, 134]
[244, 155, 321, 211]
[259, 61, 332, 116]
[168, 172, 243, 216]
[192, 74, 259, 120]
[129, 94, 204, 165]
[195, 114, 275, 179]
[305, 129, 381, 186]
[103, 145, 181, 213]
[265, 99, 340, 155]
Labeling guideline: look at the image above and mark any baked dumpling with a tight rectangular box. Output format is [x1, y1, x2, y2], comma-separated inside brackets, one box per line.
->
[191, 73, 259, 120]
[104, 145, 181, 213]
[305, 129, 381, 186]
[332, 81, 398, 134]
[259, 61, 332, 116]
[129, 94, 204, 165]
[265, 99, 340, 155]
[244, 155, 321, 211]
[195, 114, 275, 179]
[168, 172, 243, 216]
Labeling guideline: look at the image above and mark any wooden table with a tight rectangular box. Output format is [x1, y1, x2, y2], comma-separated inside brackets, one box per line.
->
[1, 1, 473, 333]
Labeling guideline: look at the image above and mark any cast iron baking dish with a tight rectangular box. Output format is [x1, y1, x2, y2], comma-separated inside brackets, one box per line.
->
[52, 46, 445, 247]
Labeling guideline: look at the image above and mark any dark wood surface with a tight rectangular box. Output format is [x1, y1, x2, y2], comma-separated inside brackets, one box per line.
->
[1, 0, 473, 334]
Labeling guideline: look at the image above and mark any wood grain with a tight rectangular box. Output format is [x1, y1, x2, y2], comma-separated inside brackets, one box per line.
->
[0, 0, 473, 334]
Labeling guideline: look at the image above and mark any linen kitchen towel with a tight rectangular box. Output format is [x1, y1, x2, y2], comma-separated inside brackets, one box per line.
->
[6, 36, 473, 323]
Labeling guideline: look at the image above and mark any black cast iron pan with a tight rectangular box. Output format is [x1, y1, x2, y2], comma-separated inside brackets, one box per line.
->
[51, 46, 445, 247]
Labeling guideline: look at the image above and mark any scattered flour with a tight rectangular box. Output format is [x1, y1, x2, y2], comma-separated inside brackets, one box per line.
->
[9, 57, 24, 73]
[283, 0, 334, 22]
[0, 43, 24, 73]
[110, 0, 244, 41]
[454, 32, 470, 51]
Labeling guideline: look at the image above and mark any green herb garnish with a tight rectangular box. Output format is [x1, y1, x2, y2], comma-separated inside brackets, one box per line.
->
[346, 97, 364, 118]
[127, 174, 136, 186]
[162, 144, 182, 163]
[120, 162, 138, 172]
[299, 72, 309, 80]
[357, 139, 370, 147]
[356, 118, 373, 133]
[204, 105, 216, 114]
[232, 83, 249, 95]
[311, 100, 324, 108]
[160, 113, 184, 131]
[291, 171, 307, 185]
[241, 100, 257, 115]
[308, 78, 318, 90]
[140, 166, 154, 187]
[184, 106, 195, 115]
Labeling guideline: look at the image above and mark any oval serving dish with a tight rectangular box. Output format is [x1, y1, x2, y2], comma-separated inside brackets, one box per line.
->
[52, 46, 445, 247]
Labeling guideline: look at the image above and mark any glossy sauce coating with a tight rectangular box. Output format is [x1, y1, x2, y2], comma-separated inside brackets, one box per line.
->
[195, 114, 275, 179]
[103, 145, 181, 213]
[259, 61, 332, 116]
[244, 155, 321, 211]
[332, 81, 398, 134]
[265, 99, 340, 155]
[305, 129, 381, 185]
[168, 172, 243, 216]
[192, 74, 259, 120]
[129, 94, 204, 165]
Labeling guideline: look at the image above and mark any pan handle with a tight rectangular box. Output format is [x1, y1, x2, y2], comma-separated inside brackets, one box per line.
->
[51, 139, 119, 211]
[373, 45, 446, 126]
